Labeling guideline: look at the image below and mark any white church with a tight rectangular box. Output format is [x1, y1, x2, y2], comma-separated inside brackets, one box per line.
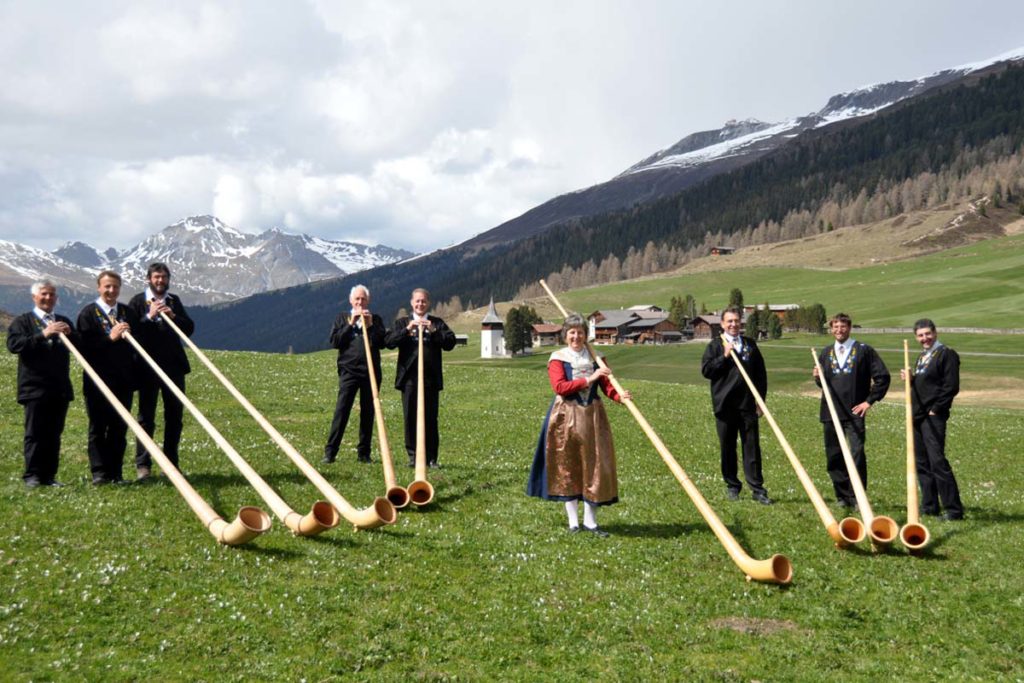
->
[480, 297, 507, 358]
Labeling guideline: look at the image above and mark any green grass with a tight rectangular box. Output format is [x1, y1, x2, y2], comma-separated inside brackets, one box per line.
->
[549, 232, 1024, 329]
[2, 339, 1023, 680]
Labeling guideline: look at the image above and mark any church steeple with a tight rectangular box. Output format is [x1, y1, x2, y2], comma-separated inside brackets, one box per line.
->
[481, 296, 503, 327]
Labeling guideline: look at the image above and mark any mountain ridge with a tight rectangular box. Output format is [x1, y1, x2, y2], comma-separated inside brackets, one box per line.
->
[0, 215, 415, 313]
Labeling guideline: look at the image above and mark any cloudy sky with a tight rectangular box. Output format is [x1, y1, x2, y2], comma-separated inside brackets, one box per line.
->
[2, 1, 1023, 254]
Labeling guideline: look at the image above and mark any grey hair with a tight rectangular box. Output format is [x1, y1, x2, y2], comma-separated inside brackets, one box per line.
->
[31, 279, 57, 296]
[349, 284, 370, 301]
[561, 312, 586, 340]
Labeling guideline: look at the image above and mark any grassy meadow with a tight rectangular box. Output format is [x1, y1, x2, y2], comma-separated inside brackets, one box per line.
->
[535, 231, 1024, 330]
[2, 331, 1023, 680]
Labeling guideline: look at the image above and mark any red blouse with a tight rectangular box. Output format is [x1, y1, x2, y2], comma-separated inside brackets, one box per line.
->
[547, 359, 621, 402]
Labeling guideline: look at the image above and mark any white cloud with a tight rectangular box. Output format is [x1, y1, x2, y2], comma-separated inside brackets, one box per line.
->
[1, 0, 1024, 255]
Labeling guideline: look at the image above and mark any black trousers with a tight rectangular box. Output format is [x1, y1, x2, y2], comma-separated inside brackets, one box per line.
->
[401, 383, 440, 464]
[83, 381, 132, 481]
[22, 396, 70, 484]
[714, 407, 766, 494]
[136, 374, 186, 469]
[824, 420, 867, 503]
[914, 415, 963, 517]
[325, 373, 374, 459]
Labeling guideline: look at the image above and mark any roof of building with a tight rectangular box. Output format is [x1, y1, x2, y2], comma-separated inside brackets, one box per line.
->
[591, 310, 640, 328]
[626, 314, 670, 329]
[744, 304, 799, 312]
[481, 296, 503, 325]
[532, 323, 562, 334]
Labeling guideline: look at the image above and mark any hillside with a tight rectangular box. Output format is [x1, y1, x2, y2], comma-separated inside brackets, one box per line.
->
[191, 60, 1024, 353]
[453, 201, 1024, 329]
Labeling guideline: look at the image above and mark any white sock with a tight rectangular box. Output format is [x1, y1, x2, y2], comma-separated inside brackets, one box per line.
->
[565, 500, 579, 528]
[583, 502, 598, 529]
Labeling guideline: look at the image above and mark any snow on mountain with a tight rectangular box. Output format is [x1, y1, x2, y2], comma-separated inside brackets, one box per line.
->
[0, 216, 416, 307]
[624, 48, 1024, 177]
[0, 240, 91, 283]
[52, 241, 108, 268]
[304, 234, 415, 273]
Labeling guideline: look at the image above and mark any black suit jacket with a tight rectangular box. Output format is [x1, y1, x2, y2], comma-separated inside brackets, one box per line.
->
[700, 335, 767, 415]
[329, 312, 385, 380]
[816, 341, 890, 423]
[910, 345, 959, 420]
[6, 312, 75, 404]
[76, 302, 141, 391]
[128, 292, 194, 377]
[384, 315, 456, 390]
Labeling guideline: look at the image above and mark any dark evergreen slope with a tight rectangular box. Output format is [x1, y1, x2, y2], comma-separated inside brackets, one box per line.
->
[192, 62, 1024, 353]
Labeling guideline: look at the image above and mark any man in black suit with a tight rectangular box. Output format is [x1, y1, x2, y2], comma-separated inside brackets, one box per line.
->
[6, 280, 75, 488]
[902, 319, 964, 520]
[77, 270, 140, 485]
[385, 288, 457, 468]
[813, 312, 890, 508]
[128, 262, 194, 479]
[323, 284, 385, 464]
[700, 306, 773, 504]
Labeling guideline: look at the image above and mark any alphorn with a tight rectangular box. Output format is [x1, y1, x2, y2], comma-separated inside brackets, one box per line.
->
[60, 332, 270, 545]
[407, 324, 435, 506]
[540, 280, 791, 584]
[811, 348, 898, 551]
[358, 314, 409, 508]
[900, 340, 930, 554]
[156, 314, 396, 530]
[720, 335, 864, 547]
[122, 330, 338, 536]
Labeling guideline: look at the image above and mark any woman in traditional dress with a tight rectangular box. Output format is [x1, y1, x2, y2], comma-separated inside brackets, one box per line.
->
[527, 314, 630, 536]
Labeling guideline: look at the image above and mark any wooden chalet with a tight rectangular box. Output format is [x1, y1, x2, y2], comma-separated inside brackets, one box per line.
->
[531, 323, 562, 348]
[692, 314, 723, 339]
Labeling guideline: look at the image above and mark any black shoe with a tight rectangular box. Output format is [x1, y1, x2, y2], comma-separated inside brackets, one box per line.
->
[725, 489, 740, 501]
[567, 526, 580, 534]
[136, 466, 151, 481]
[357, 455, 372, 464]
[838, 498, 857, 510]
[942, 511, 964, 521]
[92, 477, 112, 486]
[24, 478, 42, 489]
[44, 480, 65, 488]
[428, 461, 439, 469]
[583, 526, 610, 538]
[920, 508, 941, 517]
[752, 492, 774, 506]
[322, 453, 336, 464]
[408, 458, 416, 468]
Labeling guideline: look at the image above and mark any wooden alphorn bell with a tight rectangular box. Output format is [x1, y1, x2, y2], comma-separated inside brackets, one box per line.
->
[357, 312, 409, 508]
[122, 328, 338, 536]
[157, 313, 396, 530]
[406, 323, 435, 506]
[721, 335, 865, 547]
[900, 340, 930, 554]
[811, 348, 898, 551]
[60, 332, 270, 545]
[540, 280, 791, 584]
